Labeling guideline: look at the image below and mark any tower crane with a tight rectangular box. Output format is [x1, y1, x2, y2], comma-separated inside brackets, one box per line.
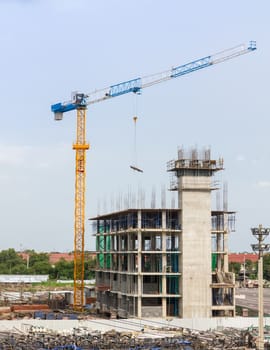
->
[51, 41, 256, 311]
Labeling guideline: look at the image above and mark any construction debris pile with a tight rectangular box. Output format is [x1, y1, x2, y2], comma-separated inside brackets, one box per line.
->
[0, 325, 265, 350]
[0, 327, 190, 349]
[0, 305, 81, 321]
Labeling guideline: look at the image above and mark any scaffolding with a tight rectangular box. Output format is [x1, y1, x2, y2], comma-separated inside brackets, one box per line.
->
[93, 209, 181, 318]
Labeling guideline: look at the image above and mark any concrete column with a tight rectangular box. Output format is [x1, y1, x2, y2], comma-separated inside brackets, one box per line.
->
[223, 213, 229, 272]
[127, 231, 131, 274]
[161, 210, 167, 318]
[162, 228, 167, 318]
[180, 176, 212, 318]
[137, 210, 142, 318]
[162, 297, 167, 318]
[178, 208, 183, 317]
[162, 210, 167, 271]
[217, 232, 222, 270]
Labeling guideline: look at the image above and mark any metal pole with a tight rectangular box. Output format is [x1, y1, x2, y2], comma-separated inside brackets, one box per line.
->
[251, 224, 270, 350]
[243, 255, 246, 287]
[258, 255, 264, 350]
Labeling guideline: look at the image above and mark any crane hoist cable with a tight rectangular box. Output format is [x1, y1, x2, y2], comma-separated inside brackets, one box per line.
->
[130, 115, 143, 173]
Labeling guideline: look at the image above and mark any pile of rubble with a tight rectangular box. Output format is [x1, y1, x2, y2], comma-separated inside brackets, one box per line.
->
[186, 327, 252, 349]
[0, 328, 190, 349]
[0, 325, 263, 349]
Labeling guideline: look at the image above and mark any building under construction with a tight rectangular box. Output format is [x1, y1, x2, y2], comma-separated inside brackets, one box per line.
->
[93, 148, 236, 318]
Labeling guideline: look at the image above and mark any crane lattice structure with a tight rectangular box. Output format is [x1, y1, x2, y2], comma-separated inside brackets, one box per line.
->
[51, 41, 256, 311]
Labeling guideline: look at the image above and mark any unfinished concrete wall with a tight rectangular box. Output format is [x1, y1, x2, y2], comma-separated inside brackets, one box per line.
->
[179, 176, 212, 318]
[142, 306, 162, 318]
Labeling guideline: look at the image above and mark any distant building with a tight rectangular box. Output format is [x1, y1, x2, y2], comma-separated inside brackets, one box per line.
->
[49, 253, 74, 264]
[228, 253, 258, 264]
[229, 253, 258, 286]
[18, 252, 96, 266]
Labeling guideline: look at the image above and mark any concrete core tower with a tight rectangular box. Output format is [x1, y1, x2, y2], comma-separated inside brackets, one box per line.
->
[167, 148, 224, 318]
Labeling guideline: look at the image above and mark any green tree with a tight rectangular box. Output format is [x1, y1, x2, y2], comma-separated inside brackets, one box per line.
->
[263, 253, 270, 280]
[0, 263, 10, 274]
[28, 252, 51, 274]
[0, 249, 96, 279]
[49, 257, 96, 280]
[0, 249, 26, 274]
[245, 259, 257, 279]
[229, 262, 241, 276]
[84, 258, 96, 279]
[50, 258, 74, 280]
[11, 264, 28, 274]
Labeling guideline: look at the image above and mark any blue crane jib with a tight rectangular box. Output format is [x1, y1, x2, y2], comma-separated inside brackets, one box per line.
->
[248, 41, 256, 51]
[171, 56, 211, 78]
[109, 77, 142, 97]
[171, 41, 256, 79]
[51, 41, 256, 119]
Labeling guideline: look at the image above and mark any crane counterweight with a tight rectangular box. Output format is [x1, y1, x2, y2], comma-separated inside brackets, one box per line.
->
[54, 112, 63, 121]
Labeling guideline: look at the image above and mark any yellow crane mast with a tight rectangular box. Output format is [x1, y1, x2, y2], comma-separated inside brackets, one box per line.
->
[73, 105, 89, 310]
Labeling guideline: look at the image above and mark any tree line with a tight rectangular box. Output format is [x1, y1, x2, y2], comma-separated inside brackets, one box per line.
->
[0, 249, 96, 280]
[229, 253, 270, 281]
[2, 248, 270, 282]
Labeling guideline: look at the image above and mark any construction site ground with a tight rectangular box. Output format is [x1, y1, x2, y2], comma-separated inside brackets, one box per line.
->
[235, 287, 270, 315]
[0, 285, 269, 348]
[0, 317, 269, 349]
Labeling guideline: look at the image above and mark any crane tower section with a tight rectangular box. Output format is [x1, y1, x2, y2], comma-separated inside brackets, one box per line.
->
[73, 95, 89, 310]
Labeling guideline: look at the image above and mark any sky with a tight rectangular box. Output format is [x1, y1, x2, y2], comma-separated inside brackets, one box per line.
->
[0, 0, 269, 253]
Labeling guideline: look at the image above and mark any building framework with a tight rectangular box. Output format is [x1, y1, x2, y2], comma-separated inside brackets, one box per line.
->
[93, 148, 236, 318]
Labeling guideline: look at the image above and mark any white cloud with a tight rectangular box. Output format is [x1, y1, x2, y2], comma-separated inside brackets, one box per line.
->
[236, 154, 245, 161]
[256, 181, 270, 188]
[47, 0, 87, 13]
[0, 145, 32, 166]
[0, 143, 71, 169]
[37, 162, 49, 169]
